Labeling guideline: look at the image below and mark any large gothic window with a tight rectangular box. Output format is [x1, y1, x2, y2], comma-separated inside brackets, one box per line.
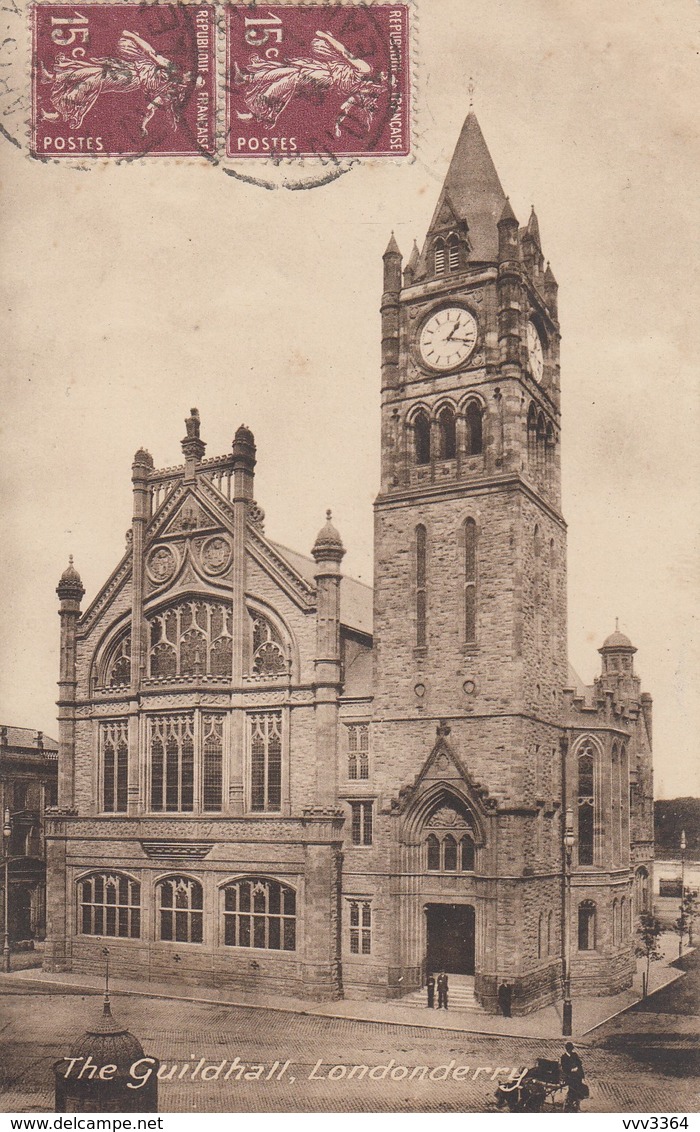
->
[107, 636, 131, 688]
[250, 613, 287, 676]
[414, 412, 431, 465]
[147, 599, 233, 679]
[577, 745, 595, 866]
[424, 801, 476, 872]
[78, 872, 140, 939]
[222, 878, 296, 951]
[100, 720, 128, 813]
[249, 711, 282, 812]
[464, 518, 477, 645]
[465, 401, 483, 456]
[148, 712, 224, 813]
[438, 406, 457, 459]
[415, 524, 427, 648]
[157, 876, 203, 943]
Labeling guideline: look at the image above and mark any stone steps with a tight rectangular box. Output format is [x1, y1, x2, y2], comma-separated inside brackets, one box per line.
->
[399, 976, 484, 1013]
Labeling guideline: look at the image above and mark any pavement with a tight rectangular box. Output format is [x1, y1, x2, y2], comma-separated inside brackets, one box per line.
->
[0, 933, 688, 1041]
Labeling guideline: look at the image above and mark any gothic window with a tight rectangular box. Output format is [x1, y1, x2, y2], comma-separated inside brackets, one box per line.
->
[534, 525, 542, 655]
[157, 876, 203, 943]
[349, 900, 372, 954]
[578, 900, 596, 951]
[621, 896, 628, 937]
[465, 401, 483, 455]
[202, 714, 223, 812]
[447, 234, 460, 273]
[434, 238, 446, 275]
[527, 402, 538, 469]
[424, 802, 476, 872]
[78, 872, 140, 939]
[634, 866, 650, 914]
[249, 711, 282, 812]
[464, 518, 477, 645]
[222, 878, 296, 951]
[107, 636, 131, 687]
[414, 411, 431, 465]
[537, 412, 547, 477]
[438, 405, 457, 459]
[250, 613, 287, 676]
[100, 720, 128, 813]
[577, 744, 595, 866]
[149, 713, 195, 813]
[350, 801, 373, 846]
[416, 524, 427, 648]
[612, 897, 619, 946]
[346, 723, 370, 780]
[547, 910, 553, 956]
[147, 599, 233, 679]
[538, 911, 545, 959]
[546, 421, 556, 485]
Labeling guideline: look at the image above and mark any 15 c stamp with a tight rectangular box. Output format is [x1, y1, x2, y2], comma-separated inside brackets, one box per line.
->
[226, 4, 410, 159]
[32, 4, 216, 157]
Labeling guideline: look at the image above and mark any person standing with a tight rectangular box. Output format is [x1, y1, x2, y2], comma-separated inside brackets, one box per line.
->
[498, 981, 513, 1017]
[437, 971, 449, 1009]
[426, 972, 435, 1008]
[560, 1042, 587, 1111]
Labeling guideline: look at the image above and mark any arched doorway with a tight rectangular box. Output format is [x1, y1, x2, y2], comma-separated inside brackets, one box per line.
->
[426, 903, 475, 974]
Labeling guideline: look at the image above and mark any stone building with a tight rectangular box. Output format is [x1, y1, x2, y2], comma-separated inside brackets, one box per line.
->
[1, 725, 59, 945]
[45, 109, 654, 1013]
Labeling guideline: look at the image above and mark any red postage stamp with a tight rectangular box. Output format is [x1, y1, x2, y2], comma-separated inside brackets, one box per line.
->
[32, 5, 216, 157]
[226, 5, 411, 159]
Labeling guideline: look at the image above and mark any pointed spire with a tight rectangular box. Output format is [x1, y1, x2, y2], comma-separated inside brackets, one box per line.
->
[422, 111, 506, 265]
[383, 231, 401, 258]
[526, 205, 541, 248]
[403, 239, 420, 285]
[498, 196, 518, 226]
[544, 260, 557, 286]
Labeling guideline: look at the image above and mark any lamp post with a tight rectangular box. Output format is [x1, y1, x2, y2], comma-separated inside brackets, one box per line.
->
[3, 806, 11, 973]
[679, 829, 686, 958]
[563, 806, 575, 1036]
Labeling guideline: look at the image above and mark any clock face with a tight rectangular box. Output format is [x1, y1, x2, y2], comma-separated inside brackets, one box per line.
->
[419, 307, 478, 371]
[526, 321, 544, 383]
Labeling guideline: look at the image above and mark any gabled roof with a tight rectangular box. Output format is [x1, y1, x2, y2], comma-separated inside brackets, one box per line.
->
[1, 725, 59, 752]
[270, 541, 373, 636]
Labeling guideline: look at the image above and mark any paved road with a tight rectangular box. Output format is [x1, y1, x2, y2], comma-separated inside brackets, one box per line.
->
[0, 973, 698, 1113]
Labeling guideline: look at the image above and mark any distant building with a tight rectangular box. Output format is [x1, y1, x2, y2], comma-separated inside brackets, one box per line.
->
[45, 107, 654, 1014]
[1, 725, 59, 944]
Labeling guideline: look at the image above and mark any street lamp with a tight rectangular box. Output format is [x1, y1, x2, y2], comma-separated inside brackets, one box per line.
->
[563, 806, 575, 1036]
[3, 806, 11, 973]
[679, 829, 687, 958]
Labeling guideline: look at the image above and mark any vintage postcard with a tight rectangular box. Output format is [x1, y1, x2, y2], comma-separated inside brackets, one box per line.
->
[0, 0, 698, 1119]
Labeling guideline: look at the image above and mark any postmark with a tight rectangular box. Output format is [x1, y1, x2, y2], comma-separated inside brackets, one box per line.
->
[31, 4, 216, 157]
[225, 4, 410, 160]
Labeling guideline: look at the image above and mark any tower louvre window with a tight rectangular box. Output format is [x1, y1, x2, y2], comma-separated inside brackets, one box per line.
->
[465, 401, 483, 456]
[249, 710, 282, 812]
[416, 524, 427, 648]
[438, 405, 456, 459]
[447, 235, 460, 272]
[434, 239, 446, 275]
[100, 719, 128, 813]
[577, 745, 595, 865]
[464, 518, 477, 644]
[414, 411, 431, 465]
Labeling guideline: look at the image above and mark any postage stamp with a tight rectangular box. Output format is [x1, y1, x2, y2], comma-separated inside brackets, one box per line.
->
[31, 4, 216, 157]
[225, 4, 411, 160]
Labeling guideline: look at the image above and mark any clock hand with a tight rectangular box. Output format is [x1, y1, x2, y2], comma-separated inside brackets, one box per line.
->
[445, 320, 462, 341]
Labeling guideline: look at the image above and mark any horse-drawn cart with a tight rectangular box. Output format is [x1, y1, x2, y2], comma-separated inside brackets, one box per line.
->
[494, 1058, 569, 1112]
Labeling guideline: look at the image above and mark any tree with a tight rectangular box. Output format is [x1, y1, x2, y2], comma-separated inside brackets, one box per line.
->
[635, 913, 664, 998]
[673, 889, 699, 956]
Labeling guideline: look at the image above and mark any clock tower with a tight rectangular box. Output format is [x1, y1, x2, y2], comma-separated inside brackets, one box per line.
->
[372, 111, 568, 1011]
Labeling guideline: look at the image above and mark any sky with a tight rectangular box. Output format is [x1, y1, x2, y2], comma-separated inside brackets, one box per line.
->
[1, 0, 698, 797]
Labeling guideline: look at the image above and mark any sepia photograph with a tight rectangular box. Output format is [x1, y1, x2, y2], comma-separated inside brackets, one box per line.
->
[0, 0, 698, 1117]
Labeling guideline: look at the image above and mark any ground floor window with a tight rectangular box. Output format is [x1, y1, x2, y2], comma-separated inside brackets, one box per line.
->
[78, 872, 140, 939]
[157, 875, 203, 943]
[349, 900, 371, 954]
[350, 801, 373, 845]
[222, 877, 296, 950]
[578, 899, 596, 950]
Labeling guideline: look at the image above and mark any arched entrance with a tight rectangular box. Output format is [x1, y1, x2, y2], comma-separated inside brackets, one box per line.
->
[426, 903, 475, 974]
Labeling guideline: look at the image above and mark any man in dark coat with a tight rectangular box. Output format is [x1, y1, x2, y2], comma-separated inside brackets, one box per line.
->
[436, 971, 448, 1009]
[426, 973, 435, 1008]
[560, 1042, 587, 1111]
[498, 981, 513, 1017]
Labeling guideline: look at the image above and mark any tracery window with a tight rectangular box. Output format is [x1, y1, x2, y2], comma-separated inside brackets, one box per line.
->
[465, 401, 483, 455]
[202, 714, 224, 812]
[424, 802, 476, 872]
[464, 518, 477, 645]
[78, 872, 140, 939]
[438, 405, 457, 459]
[107, 636, 131, 687]
[148, 712, 223, 814]
[415, 524, 427, 648]
[222, 877, 296, 951]
[349, 900, 372, 954]
[346, 723, 370, 780]
[578, 900, 596, 951]
[100, 719, 128, 813]
[577, 744, 595, 866]
[249, 711, 282, 812]
[250, 613, 287, 676]
[414, 412, 431, 465]
[147, 599, 233, 679]
[157, 876, 203, 943]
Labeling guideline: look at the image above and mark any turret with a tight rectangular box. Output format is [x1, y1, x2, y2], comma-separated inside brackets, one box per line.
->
[544, 261, 559, 320]
[497, 198, 523, 368]
[56, 557, 84, 809]
[181, 407, 206, 481]
[522, 206, 544, 280]
[311, 511, 345, 806]
[403, 240, 419, 286]
[130, 447, 154, 701]
[381, 233, 402, 391]
[231, 423, 256, 502]
[596, 624, 641, 703]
